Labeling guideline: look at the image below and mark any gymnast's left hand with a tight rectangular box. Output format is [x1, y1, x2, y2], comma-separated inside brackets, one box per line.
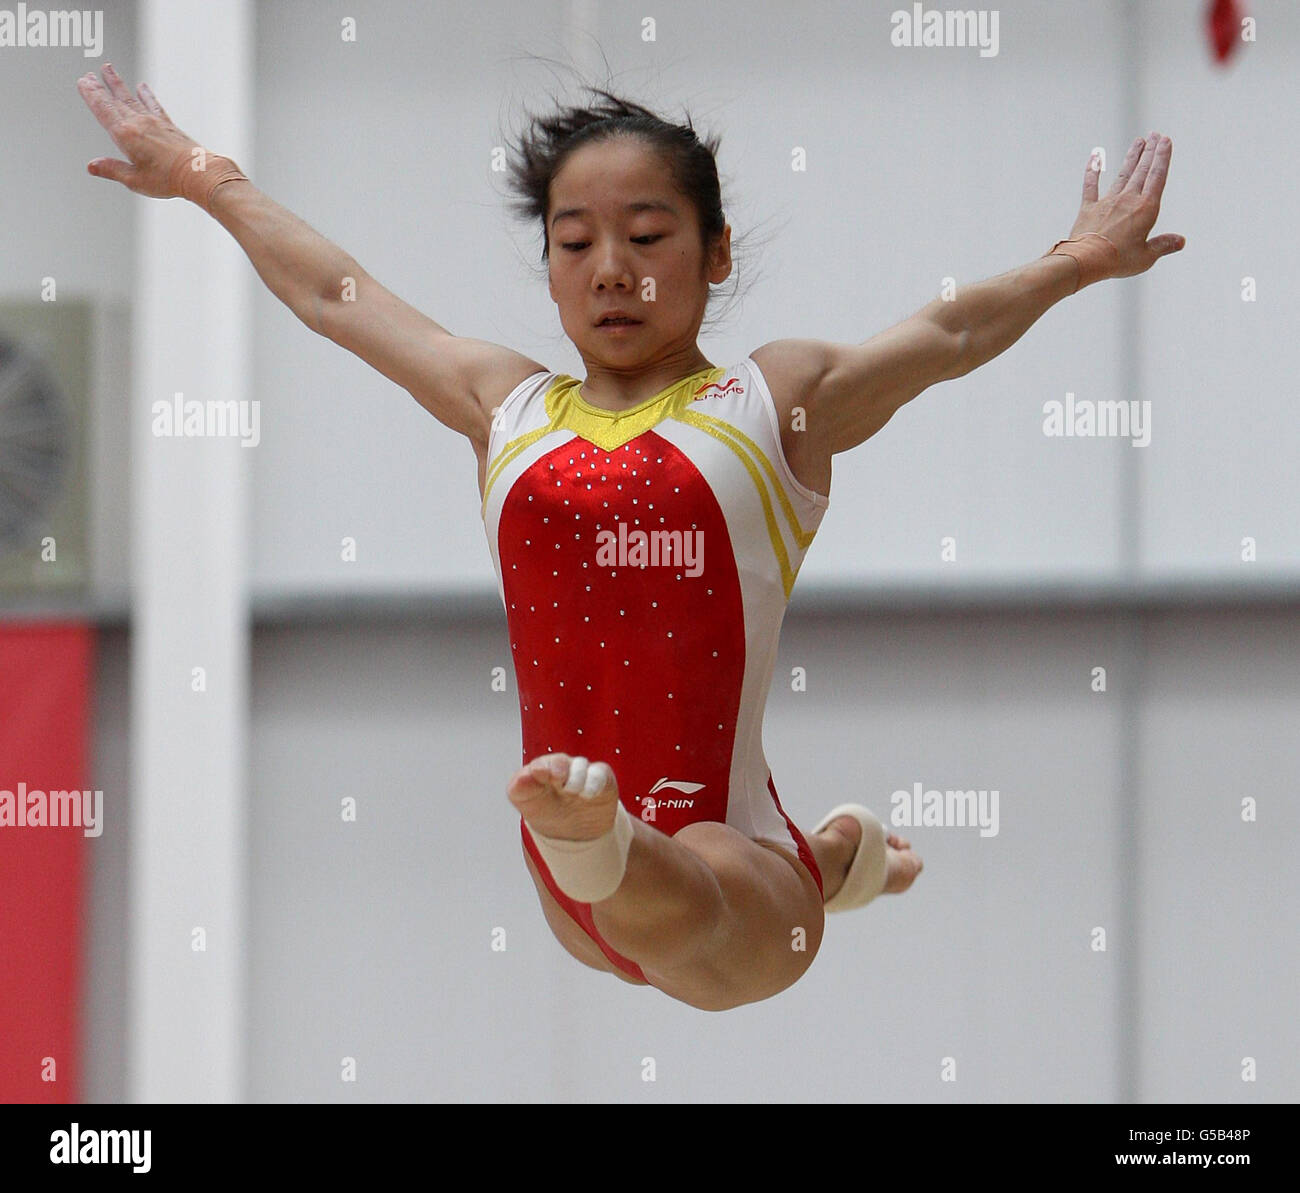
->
[1066, 132, 1185, 279]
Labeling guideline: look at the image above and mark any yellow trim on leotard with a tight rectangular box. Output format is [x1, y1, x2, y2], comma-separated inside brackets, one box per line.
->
[673, 409, 810, 599]
[481, 367, 721, 512]
[482, 368, 820, 597]
[482, 424, 554, 514]
[546, 367, 723, 452]
[676, 409, 818, 551]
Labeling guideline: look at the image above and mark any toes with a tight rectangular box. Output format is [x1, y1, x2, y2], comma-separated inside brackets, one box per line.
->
[562, 756, 615, 799]
[582, 760, 615, 799]
[509, 752, 567, 800]
[561, 756, 589, 795]
[528, 752, 571, 782]
[823, 815, 861, 845]
[517, 753, 616, 800]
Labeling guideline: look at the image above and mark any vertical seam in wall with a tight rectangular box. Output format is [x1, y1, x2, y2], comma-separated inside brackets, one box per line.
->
[1116, 0, 1144, 1106]
[1117, 613, 1145, 1103]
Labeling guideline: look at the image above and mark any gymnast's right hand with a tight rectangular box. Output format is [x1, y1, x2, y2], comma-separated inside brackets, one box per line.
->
[76, 63, 203, 199]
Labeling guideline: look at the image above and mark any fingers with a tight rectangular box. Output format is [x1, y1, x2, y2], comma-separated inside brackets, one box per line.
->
[1142, 134, 1172, 198]
[75, 72, 117, 130]
[1108, 136, 1144, 196]
[76, 66, 142, 153]
[1146, 233, 1186, 257]
[137, 82, 170, 122]
[78, 63, 161, 124]
[1081, 148, 1102, 204]
[87, 157, 137, 186]
[101, 62, 138, 106]
[1129, 131, 1160, 191]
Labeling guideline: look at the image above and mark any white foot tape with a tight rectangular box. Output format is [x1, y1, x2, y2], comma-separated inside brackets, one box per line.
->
[812, 804, 889, 912]
[526, 757, 633, 904]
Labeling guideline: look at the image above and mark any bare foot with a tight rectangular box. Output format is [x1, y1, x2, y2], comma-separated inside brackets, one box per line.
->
[507, 752, 621, 841]
[816, 816, 923, 901]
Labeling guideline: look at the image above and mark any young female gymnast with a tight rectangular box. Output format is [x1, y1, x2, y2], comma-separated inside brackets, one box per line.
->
[78, 66, 1181, 1011]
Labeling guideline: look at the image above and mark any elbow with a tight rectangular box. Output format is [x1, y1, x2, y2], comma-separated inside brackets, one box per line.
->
[947, 328, 972, 380]
[311, 260, 367, 340]
[301, 291, 328, 338]
[918, 307, 970, 381]
[312, 288, 356, 343]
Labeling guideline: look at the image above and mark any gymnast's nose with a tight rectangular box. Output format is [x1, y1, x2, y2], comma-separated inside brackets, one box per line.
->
[591, 241, 635, 292]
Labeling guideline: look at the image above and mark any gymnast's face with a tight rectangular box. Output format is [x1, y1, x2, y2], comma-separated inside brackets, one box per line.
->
[546, 136, 731, 366]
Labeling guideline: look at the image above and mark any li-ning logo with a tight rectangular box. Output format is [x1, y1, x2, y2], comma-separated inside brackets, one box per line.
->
[649, 778, 704, 796]
[0, 7, 105, 56]
[640, 778, 704, 816]
[691, 378, 743, 402]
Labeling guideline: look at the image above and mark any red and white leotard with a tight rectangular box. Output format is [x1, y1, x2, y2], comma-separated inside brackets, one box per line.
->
[481, 356, 829, 980]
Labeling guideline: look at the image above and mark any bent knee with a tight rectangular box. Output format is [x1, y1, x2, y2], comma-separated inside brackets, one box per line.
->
[667, 823, 827, 996]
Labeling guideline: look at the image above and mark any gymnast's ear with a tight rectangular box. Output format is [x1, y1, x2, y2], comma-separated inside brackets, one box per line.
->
[547, 243, 562, 302]
[707, 221, 733, 284]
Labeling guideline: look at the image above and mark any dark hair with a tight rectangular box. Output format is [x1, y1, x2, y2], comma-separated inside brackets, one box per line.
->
[501, 82, 755, 329]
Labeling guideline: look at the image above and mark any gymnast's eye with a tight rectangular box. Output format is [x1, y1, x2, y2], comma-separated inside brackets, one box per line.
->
[559, 236, 662, 253]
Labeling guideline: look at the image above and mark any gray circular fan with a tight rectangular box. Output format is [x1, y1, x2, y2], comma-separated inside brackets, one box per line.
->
[0, 334, 72, 558]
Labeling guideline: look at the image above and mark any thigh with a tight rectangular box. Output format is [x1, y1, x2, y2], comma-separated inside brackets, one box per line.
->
[521, 842, 649, 986]
[639, 822, 827, 1010]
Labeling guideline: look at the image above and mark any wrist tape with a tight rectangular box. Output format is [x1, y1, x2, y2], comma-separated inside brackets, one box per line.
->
[528, 799, 634, 904]
[1044, 232, 1120, 293]
[168, 150, 248, 212]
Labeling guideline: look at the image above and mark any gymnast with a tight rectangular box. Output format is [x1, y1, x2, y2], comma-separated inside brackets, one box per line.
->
[78, 65, 1181, 1011]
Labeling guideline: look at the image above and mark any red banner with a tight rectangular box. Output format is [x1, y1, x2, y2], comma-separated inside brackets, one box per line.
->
[0, 622, 94, 1103]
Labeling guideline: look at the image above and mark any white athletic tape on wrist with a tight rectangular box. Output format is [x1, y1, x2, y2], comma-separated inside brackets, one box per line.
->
[527, 758, 633, 903]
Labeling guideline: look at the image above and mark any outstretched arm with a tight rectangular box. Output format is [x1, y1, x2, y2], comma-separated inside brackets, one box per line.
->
[757, 133, 1184, 466]
[932, 132, 1183, 380]
[76, 64, 543, 452]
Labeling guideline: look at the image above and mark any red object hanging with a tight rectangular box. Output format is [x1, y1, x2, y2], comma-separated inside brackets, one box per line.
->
[1206, 0, 1244, 64]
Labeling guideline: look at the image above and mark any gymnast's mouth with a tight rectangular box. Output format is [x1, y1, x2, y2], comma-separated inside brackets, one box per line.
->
[595, 312, 642, 326]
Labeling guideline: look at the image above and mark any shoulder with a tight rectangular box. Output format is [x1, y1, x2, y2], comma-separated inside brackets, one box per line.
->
[457, 345, 549, 488]
[459, 340, 551, 425]
[745, 341, 835, 500]
[747, 339, 834, 421]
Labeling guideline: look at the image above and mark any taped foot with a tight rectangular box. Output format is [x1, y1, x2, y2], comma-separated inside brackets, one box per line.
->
[509, 753, 633, 903]
[812, 804, 923, 910]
